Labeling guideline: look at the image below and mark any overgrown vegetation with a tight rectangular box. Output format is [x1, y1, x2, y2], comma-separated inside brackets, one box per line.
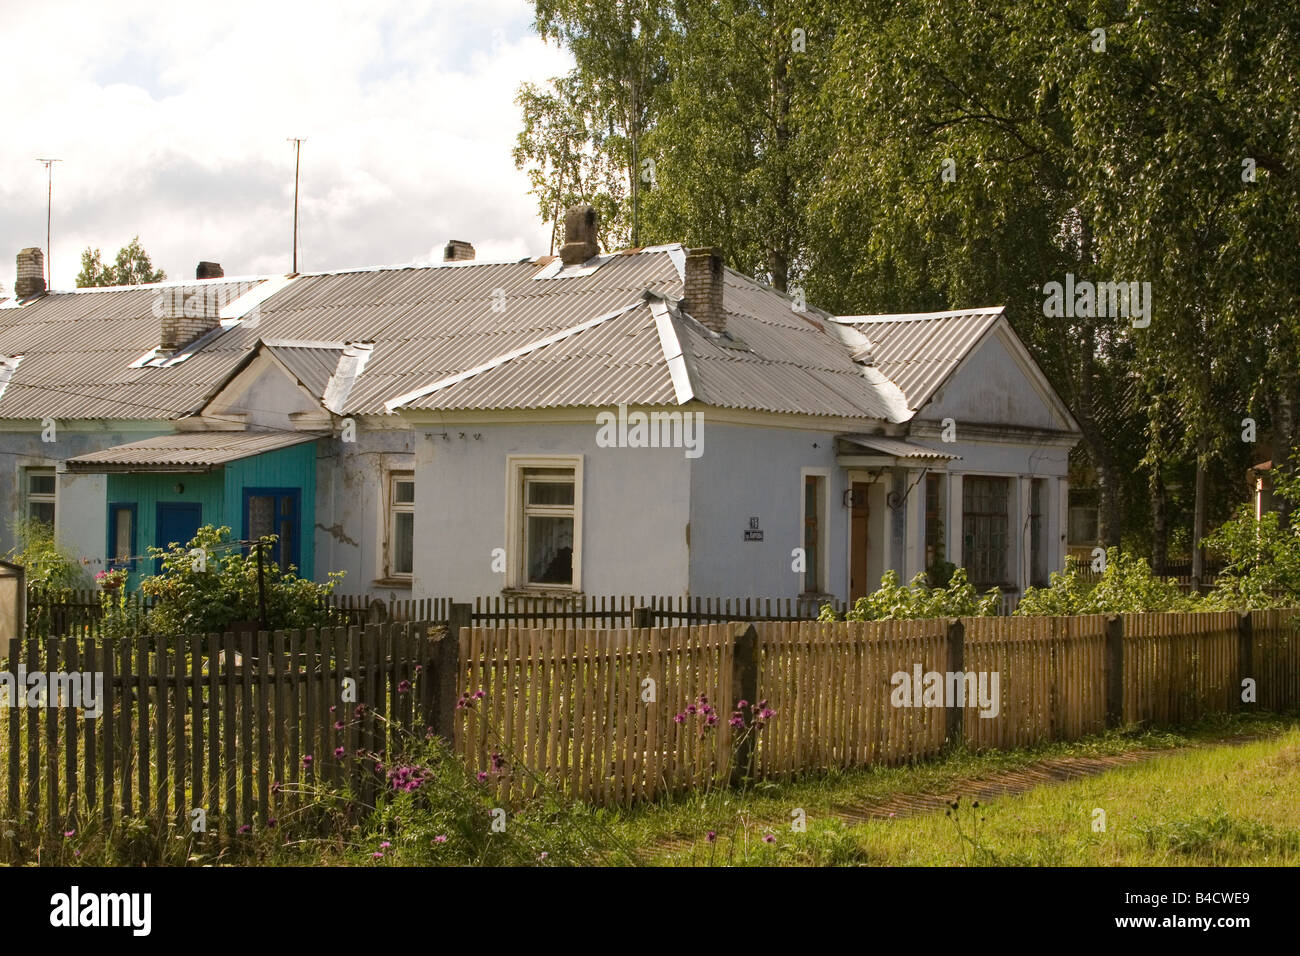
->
[140, 525, 343, 636]
[1200, 468, 1300, 609]
[1015, 549, 1200, 616]
[5, 518, 87, 592]
[820, 568, 1001, 622]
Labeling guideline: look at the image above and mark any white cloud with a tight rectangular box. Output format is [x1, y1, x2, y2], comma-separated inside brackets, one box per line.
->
[0, 0, 573, 292]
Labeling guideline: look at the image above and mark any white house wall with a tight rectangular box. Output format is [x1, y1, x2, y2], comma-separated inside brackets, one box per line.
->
[687, 422, 848, 601]
[313, 427, 415, 598]
[412, 421, 692, 600]
[0, 424, 171, 573]
[920, 328, 1063, 430]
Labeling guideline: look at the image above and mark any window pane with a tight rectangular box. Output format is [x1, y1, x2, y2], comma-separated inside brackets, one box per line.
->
[393, 479, 415, 504]
[278, 519, 293, 567]
[393, 512, 414, 575]
[248, 495, 275, 540]
[527, 479, 574, 507]
[29, 501, 55, 525]
[113, 509, 132, 561]
[28, 473, 55, 496]
[803, 475, 822, 592]
[527, 515, 573, 584]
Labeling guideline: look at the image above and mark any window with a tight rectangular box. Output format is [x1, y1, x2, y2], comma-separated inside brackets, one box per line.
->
[924, 474, 945, 572]
[388, 473, 415, 578]
[802, 472, 827, 594]
[1068, 489, 1099, 545]
[507, 457, 583, 590]
[243, 488, 301, 571]
[107, 503, 138, 570]
[962, 476, 1010, 589]
[1068, 505, 1099, 544]
[25, 468, 55, 526]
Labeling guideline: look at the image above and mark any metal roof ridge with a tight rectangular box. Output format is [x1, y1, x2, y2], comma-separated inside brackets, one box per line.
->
[648, 298, 696, 405]
[45, 274, 280, 295]
[834, 305, 1006, 324]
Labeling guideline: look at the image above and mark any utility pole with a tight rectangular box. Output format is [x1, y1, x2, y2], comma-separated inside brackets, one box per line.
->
[287, 137, 306, 273]
[36, 159, 61, 286]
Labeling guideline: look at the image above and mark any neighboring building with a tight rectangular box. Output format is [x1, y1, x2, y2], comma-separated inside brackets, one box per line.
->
[0, 209, 1081, 606]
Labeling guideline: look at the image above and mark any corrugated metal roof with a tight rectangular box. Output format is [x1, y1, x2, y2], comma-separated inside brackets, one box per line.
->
[0, 248, 1013, 427]
[837, 434, 960, 460]
[264, 342, 345, 399]
[835, 308, 1004, 412]
[0, 279, 263, 420]
[65, 431, 321, 471]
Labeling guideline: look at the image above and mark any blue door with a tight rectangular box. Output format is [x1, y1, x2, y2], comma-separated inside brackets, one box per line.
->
[156, 502, 203, 570]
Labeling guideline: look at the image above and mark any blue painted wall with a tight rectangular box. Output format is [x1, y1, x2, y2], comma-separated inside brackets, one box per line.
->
[105, 439, 318, 587]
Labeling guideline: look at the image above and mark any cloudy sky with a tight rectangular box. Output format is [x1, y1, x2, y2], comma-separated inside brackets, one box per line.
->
[0, 0, 571, 293]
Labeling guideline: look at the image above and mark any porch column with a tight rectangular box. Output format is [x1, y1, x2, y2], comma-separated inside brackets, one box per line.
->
[946, 473, 963, 568]
[904, 468, 926, 581]
[1056, 476, 1070, 573]
[1016, 475, 1033, 595]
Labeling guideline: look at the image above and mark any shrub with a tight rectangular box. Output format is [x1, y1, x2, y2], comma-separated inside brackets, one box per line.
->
[821, 567, 1001, 621]
[140, 525, 343, 636]
[1201, 466, 1300, 609]
[6, 517, 87, 592]
[1015, 548, 1199, 615]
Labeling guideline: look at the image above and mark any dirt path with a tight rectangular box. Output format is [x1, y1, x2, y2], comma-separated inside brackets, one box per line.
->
[829, 749, 1159, 822]
[652, 732, 1274, 855]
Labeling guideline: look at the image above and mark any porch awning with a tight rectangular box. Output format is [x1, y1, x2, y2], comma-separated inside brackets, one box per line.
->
[65, 431, 323, 473]
[835, 434, 960, 462]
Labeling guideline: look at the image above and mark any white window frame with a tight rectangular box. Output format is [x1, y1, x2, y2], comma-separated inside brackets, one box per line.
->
[800, 467, 831, 595]
[506, 455, 584, 591]
[386, 471, 415, 580]
[25, 466, 56, 526]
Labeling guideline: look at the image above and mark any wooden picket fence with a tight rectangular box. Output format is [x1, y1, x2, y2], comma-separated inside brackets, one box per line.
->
[454, 609, 1300, 806]
[0, 621, 451, 851]
[2, 609, 1297, 833]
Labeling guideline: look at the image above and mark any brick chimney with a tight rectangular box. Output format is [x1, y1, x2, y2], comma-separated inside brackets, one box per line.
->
[15, 248, 45, 298]
[684, 247, 725, 333]
[559, 204, 600, 265]
[443, 240, 475, 262]
[196, 261, 224, 279]
[158, 284, 223, 352]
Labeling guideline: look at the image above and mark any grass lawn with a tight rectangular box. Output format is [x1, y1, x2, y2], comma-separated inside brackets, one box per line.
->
[601, 712, 1300, 866]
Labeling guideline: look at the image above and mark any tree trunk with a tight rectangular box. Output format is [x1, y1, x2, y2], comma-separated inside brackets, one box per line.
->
[1274, 360, 1296, 528]
[1150, 466, 1167, 575]
[1191, 435, 1208, 590]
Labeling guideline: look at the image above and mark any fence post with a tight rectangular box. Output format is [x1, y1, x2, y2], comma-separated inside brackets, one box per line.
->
[730, 624, 759, 786]
[945, 618, 965, 748]
[432, 603, 470, 742]
[632, 606, 652, 629]
[1237, 612, 1254, 712]
[1105, 614, 1124, 728]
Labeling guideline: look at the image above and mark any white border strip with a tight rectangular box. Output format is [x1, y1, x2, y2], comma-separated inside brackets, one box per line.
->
[649, 299, 695, 404]
[833, 305, 1005, 324]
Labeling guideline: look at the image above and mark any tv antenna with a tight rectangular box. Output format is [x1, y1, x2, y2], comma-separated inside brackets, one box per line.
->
[36, 158, 61, 286]
[287, 138, 306, 273]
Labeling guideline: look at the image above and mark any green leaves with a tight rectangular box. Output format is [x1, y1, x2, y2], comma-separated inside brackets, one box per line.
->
[75, 236, 166, 288]
[138, 525, 343, 637]
[821, 566, 1001, 622]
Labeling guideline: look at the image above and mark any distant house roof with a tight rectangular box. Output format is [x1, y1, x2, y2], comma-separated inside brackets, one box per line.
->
[833, 308, 1004, 413]
[64, 431, 321, 472]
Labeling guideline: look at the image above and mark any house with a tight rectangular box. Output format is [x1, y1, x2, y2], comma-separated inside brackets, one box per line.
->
[0, 206, 1081, 606]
